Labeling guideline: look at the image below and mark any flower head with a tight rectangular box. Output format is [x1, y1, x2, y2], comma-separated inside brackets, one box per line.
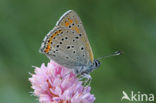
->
[29, 60, 95, 103]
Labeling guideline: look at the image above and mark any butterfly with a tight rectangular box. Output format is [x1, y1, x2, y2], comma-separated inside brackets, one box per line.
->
[39, 10, 122, 85]
[40, 10, 101, 75]
[39, 10, 103, 85]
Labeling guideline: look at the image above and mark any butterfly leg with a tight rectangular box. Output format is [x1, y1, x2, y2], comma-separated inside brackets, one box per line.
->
[78, 73, 92, 86]
[73, 67, 92, 86]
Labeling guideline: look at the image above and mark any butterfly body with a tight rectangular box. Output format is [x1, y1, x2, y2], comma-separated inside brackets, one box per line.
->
[40, 10, 100, 75]
[74, 59, 100, 75]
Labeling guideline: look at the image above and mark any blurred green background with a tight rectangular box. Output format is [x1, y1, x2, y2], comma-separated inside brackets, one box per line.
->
[0, 0, 156, 103]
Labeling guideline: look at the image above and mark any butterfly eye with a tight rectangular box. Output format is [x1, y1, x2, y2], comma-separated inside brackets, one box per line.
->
[95, 62, 97, 67]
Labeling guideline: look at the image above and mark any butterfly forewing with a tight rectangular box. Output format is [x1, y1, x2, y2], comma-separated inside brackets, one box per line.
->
[56, 10, 94, 63]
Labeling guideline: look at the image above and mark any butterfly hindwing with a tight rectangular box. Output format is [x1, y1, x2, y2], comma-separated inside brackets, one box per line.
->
[40, 26, 89, 69]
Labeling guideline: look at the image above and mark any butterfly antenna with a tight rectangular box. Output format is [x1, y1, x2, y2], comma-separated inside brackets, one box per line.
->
[97, 50, 123, 61]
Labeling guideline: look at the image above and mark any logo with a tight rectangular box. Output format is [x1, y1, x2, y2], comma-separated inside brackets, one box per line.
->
[121, 91, 155, 102]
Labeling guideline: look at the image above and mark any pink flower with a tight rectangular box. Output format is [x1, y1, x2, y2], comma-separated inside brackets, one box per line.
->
[29, 60, 95, 103]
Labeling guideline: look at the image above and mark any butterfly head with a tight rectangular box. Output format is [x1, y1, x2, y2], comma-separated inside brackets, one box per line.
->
[93, 59, 101, 69]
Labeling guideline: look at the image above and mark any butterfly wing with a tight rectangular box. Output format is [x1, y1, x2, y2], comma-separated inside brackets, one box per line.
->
[56, 10, 94, 64]
[40, 26, 90, 69]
